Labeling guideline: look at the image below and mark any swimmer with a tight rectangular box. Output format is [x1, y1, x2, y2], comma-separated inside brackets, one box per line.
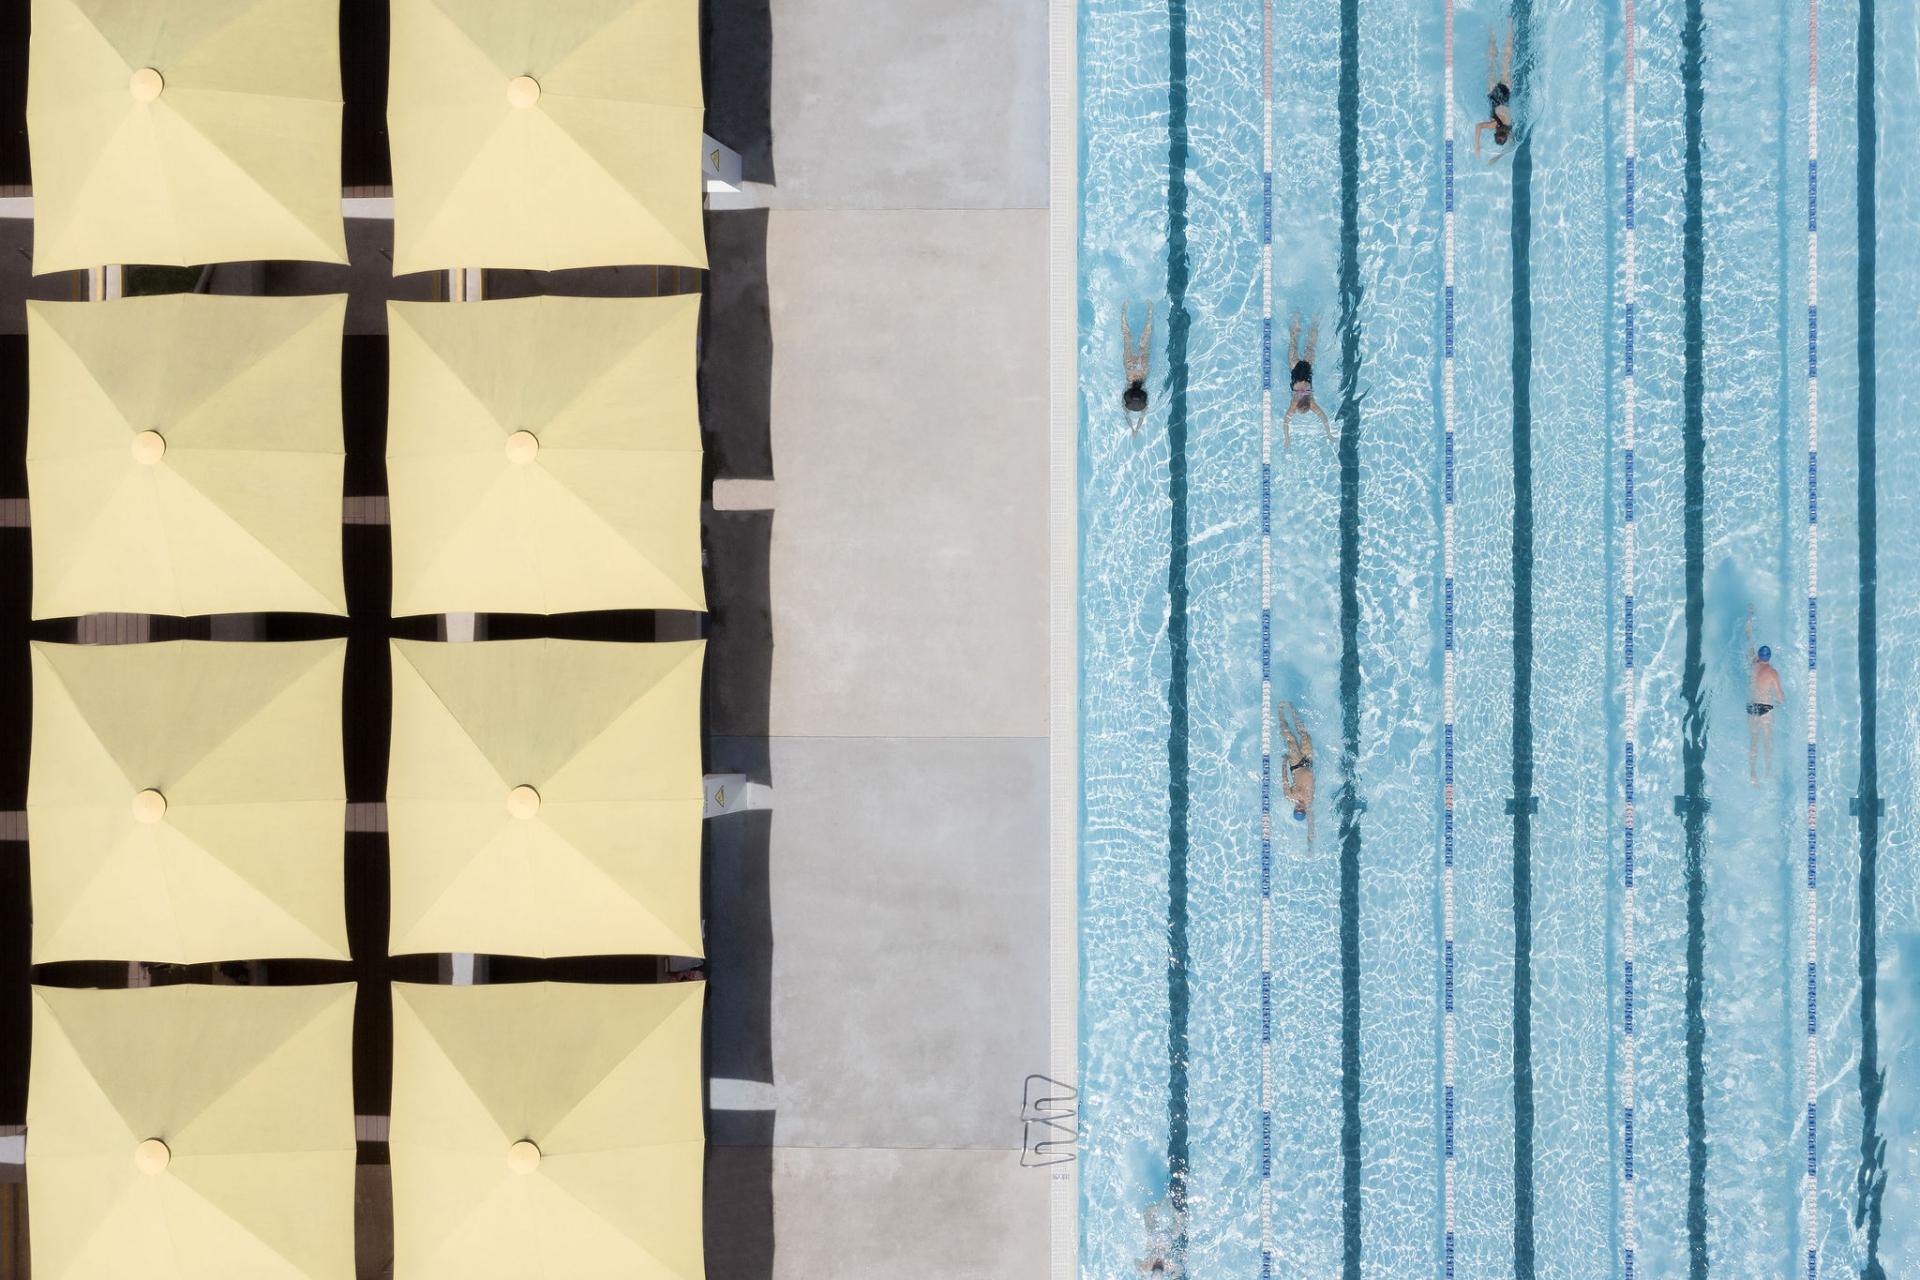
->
[1281, 312, 1333, 448]
[1136, 1200, 1185, 1277]
[1278, 699, 1317, 846]
[1473, 21, 1516, 158]
[1122, 301, 1154, 432]
[1747, 607, 1785, 784]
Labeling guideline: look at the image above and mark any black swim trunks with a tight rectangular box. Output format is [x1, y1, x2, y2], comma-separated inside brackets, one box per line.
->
[1490, 81, 1511, 110]
[1290, 360, 1312, 386]
[1747, 702, 1774, 717]
[1289, 756, 1313, 776]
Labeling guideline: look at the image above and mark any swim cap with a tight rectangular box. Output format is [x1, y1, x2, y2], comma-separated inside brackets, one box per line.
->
[1293, 808, 1306, 822]
[1757, 645, 1771, 662]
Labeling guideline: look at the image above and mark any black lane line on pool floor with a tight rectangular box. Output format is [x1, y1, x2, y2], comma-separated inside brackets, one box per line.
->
[1164, 0, 1195, 1253]
[1507, 4, 1538, 1276]
[1854, 0, 1888, 1268]
[1335, 0, 1364, 1271]
[1678, 0, 1711, 1273]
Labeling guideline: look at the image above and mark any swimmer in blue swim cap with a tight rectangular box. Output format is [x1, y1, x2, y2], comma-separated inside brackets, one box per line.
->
[1747, 607, 1785, 784]
[1278, 700, 1317, 847]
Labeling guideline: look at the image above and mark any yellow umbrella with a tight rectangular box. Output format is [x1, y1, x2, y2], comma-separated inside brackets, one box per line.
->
[28, 639, 348, 964]
[391, 981, 705, 1280]
[387, 295, 705, 616]
[388, 638, 704, 958]
[27, 294, 347, 619]
[28, 983, 356, 1280]
[26, 0, 347, 274]
[387, 0, 707, 274]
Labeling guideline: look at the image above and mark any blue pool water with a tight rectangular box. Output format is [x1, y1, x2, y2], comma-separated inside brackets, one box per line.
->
[1075, 0, 1919, 1276]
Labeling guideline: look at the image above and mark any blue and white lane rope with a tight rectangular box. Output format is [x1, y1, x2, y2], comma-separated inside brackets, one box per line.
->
[1620, 1, 1640, 1274]
[1258, 0, 1275, 1272]
[1441, 1, 1459, 1272]
[1802, 2, 1821, 1274]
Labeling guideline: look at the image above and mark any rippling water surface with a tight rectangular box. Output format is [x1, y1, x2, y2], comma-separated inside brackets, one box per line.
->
[1077, 0, 1917, 1275]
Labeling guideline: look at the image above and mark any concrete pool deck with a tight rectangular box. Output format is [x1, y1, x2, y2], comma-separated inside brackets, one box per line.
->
[699, 0, 1059, 1275]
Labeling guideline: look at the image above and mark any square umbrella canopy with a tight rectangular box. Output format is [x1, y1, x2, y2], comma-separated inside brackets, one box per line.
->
[388, 638, 705, 959]
[388, 0, 707, 274]
[29, 639, 348, 965]
[27, 294, 348, 619]
[387, 295, 705, 616]
[391, 982, 705, 1280]
[28, 984, 356, 1280]
[27, 0, 348, 274]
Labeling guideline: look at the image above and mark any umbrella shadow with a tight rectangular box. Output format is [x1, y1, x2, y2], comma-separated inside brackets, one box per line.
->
[701, 493, 776, 1278]
[702, 0, 775, 186]
[702, 210, 773, 482]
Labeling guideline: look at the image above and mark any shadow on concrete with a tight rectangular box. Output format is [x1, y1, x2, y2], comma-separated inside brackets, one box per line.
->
[703, 510, 773, 747]
[482, 265, 704, 299]
[341, 0, 391, 188]
[696, 182, 777, 1280]
[702, 210, 773, 481]
[701, 496, 776, 1278]
[471, 955, 673, 984]
[702, 810, 777, 1280]
[702, 0, 774, 185]
[0, 0, 25, 187]
[706, 1141, 776, 1278]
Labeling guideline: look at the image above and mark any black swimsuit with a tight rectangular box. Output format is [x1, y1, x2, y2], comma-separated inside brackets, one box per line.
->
[1748, 703, 1774, 717]
[1291, 360, 1312, 386]
[1490, 82, 1511, 111]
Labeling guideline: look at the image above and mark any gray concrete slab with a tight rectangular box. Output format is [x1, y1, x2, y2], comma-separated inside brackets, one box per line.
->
[745, 210, 1049, 741]
[709, 1146, 1047, 1280]
[706, 734, 1048, 1151]
[708, 0, 1048, 210]
[696, 0, 1056, 1267]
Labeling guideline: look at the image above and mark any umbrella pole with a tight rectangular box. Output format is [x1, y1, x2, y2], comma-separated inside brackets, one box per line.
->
[86, 264, 123, 300]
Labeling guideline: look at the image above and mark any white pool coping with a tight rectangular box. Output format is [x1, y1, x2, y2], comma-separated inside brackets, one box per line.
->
[1047, 0, 1080, 1273]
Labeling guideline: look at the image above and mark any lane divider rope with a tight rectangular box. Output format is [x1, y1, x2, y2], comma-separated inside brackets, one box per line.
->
[1802, 1, 1821, 1274]
[1620, 0, 1640, 1273]
[1258, 0, 1276, 1271]
[1441, 1, 1459, 1273]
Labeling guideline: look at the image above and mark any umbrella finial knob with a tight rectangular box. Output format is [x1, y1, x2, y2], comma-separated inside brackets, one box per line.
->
[129, 67, 165, 102]
[507, 75, 541, 109]
[134, 1138, 171, 1173]
[131, 789, 168, 824]
[504, 430, 540, 464]
[507, 785, 542, 819]
[131, 430, 167, 465]
[507, 1139, 542, 1173]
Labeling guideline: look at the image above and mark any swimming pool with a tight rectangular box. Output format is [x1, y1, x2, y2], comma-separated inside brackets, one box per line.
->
[1073, 0, 1920, 1275]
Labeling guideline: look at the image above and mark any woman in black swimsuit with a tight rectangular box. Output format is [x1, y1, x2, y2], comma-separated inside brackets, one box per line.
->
[1282, 311, 1333, 448]
[1474, 21, 1515, 157]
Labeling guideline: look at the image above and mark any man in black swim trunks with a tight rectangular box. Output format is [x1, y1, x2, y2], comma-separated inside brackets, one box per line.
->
[1474, 21, 1515, 157]
[1282, 311, 1333, 448]
[1747, 607, 1785, 784]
